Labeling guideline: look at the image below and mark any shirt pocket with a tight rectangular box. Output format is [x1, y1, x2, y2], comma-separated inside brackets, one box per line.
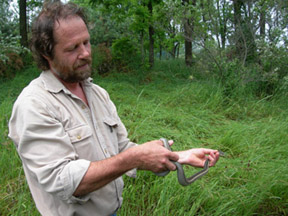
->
[66, 124, 93, 159]
[103, 116, 119, 155]
[103, 116, 118, 131]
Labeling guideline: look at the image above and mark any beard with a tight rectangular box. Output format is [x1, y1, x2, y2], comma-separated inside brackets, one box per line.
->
[52, 57, 92, 83]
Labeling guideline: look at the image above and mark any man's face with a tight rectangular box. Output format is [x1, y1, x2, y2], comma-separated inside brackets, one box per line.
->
[48, 16, 92, 83]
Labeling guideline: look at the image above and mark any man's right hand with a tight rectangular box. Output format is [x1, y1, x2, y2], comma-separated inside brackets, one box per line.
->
[132, 140, 179, 173]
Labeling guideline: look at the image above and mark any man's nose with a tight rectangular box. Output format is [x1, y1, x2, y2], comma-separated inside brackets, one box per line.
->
[79, 43, 90, 59]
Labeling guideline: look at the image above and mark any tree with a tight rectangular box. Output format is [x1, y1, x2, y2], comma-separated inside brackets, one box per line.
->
[259, 0, 266, 38]
[89, 0, 165, 68]
[232, 0, 257, 64]
[130, 4, 149, 63]
[0, 0, 15, 35]
[182, 0, 196, 67]
[19, 0, 28, 47]
[142, 0, 163, 67]
[147, 0, 155, 67]
[216, 0, 229, 49]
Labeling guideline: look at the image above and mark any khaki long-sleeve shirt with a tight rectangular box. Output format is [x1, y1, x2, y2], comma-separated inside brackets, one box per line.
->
[9, 70, 137, 216]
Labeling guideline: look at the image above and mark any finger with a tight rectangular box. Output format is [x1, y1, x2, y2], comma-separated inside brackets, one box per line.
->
[168, 140, 174, 146]
[155, 140, 164, 146]
[166, 160, 177, 171]
[202, 148, 218, 155]
[168, 151, 179, 162]
[212, 151, 220, 162]
[208, 153, 219, 166]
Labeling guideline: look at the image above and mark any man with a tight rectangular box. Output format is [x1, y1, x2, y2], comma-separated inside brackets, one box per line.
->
[9, 2, 220, 216]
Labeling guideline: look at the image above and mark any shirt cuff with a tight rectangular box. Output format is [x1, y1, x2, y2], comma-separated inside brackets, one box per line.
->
[125, 168, 137, 178]
[59, 159, 91, 203]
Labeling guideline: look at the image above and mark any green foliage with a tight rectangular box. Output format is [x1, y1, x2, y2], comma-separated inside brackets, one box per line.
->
[193, 40, 288, 98]
[87, 6, 129, 45]
[0, 33, 25, 79]
[111, 37, 142, 72]
[130, 4, 150, 33]
[257, 40, 288, 95]
[91, 43, 113, 75]
[0, 0, 34, 79]
[0, 0, 18, 36]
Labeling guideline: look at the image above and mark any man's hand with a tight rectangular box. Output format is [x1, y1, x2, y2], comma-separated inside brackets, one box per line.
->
[176, 148, 220, 167]
[134, 140, 179, 173]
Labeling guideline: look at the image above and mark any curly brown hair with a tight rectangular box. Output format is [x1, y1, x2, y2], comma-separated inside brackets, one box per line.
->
[30, 2, 88, 71]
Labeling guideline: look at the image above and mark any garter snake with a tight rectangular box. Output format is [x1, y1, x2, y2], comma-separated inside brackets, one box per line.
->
[155, 138, 224, 186]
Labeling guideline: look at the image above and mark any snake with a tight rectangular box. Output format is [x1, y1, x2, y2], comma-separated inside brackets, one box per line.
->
[154, 138, 224, 186]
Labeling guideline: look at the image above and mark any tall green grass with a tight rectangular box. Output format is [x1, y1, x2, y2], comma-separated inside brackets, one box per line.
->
[0, 60, 287, 215]
[0, 66, 41, 215]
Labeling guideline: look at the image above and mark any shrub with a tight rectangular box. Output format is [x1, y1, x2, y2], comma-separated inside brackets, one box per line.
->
[256, 40, 288, 95]
[92, 43, 113, 75]
[195, 42, 288, 98]
[0, 32, 31, 79]
[0, 52, 24, 79]
[111, 37, 141, 72]
[92, 43, 113, 74]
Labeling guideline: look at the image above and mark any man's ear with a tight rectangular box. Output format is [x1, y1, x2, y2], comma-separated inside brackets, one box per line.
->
[43, 54, 50, 61]
[43, 55, 53, 68]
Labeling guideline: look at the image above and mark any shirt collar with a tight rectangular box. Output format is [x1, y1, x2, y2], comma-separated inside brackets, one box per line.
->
[40, 70, 93, 94]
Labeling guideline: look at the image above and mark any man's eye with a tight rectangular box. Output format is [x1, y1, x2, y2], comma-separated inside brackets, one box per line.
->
[68, 46, 77, 51]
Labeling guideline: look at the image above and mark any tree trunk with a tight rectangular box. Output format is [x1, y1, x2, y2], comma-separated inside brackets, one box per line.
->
[217, 0, 227, 49]
[19, 0, 28, 48]
[148, 0, 154, 68]
[245, 1, 257, 62]
[233, 0, 245, 62]
[200, 0, 207, 42]
[182, 0, 196, 67]
[159, 43, 162, 60]
[140, 31, 145, 64]
[259, 2, 266, 38]
[176, 42, 180, 58]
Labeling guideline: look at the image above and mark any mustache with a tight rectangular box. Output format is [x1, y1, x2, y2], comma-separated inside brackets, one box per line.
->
[74, 58, 92, 68]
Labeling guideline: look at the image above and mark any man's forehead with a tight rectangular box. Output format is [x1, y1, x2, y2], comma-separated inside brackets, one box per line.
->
[53, 16, 88, 42]
[54, 15, 83, 31]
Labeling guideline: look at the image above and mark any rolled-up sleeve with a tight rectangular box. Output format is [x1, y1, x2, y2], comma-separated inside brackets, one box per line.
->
[101, 90, 138, 178]
[9, 96, 91, 203]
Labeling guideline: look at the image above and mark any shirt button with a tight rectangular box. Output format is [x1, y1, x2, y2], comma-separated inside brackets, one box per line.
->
[81, 105, 86, 109]
[77, 135, 81, 140]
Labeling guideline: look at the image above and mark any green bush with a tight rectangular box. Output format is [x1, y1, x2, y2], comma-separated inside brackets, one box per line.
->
[0, 33, 32, 79]
[194, 43, 288, 98]
[92, 43, 113, 75]
[111, 37, 142, 72]
[256, 40, 288, 95]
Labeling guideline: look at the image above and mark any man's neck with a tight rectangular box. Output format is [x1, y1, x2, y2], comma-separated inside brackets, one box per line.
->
[61, 79, 80, 92]
[65, 81, 89, 106]
[51, 71, 89, 106]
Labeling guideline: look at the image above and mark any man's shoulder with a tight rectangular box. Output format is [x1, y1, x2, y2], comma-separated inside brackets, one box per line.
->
[16, 76, 43, 99]
[18, 74, 47, 96]
[13, 73, 59, 112]
[89, 82, 110, 100]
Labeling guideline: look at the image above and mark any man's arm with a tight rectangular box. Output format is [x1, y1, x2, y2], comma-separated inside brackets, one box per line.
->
[73, 140, 179, 196]
[74, 140, 221, 196]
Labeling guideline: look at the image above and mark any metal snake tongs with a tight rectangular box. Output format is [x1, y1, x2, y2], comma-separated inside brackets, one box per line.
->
[155, 138, 222, 186]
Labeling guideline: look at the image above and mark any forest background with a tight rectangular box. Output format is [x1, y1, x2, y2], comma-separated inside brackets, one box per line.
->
[0, 0, 287, 215]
